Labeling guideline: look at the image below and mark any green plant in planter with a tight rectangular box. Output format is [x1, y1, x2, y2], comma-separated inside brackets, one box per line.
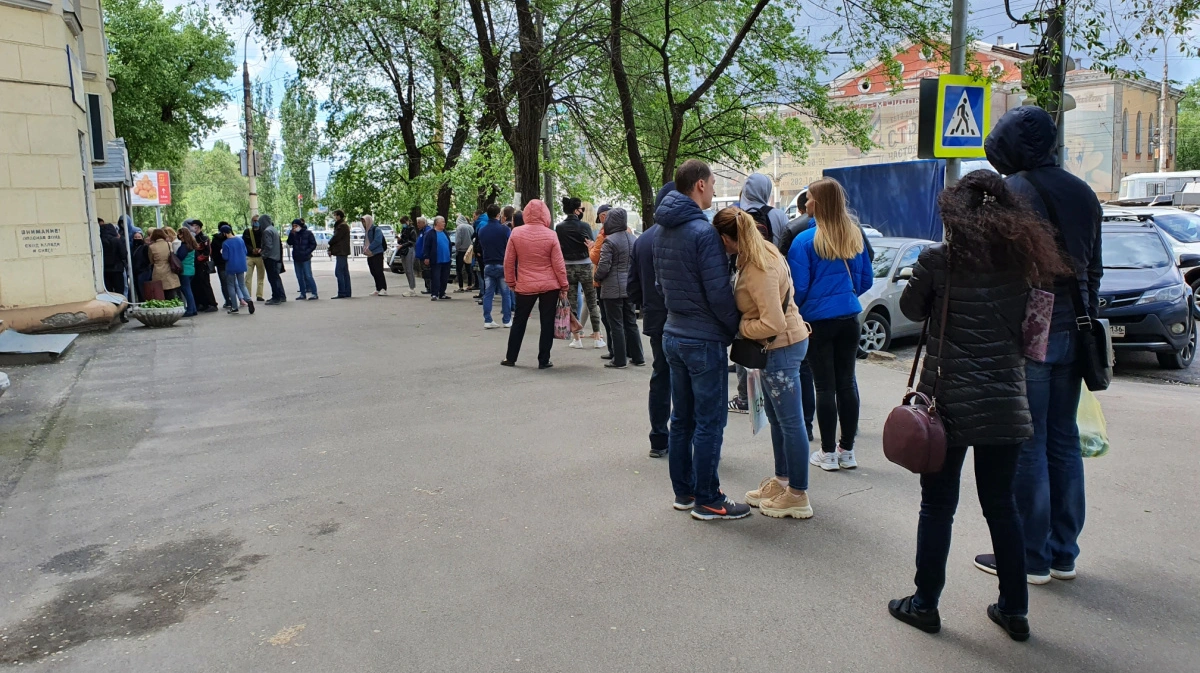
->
[141, 299, 184, 309]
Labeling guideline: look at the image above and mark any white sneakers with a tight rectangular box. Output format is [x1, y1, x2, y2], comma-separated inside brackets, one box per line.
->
[401, 290, 417, 297]
[379, 289, 388, 296]
[569, 339, 584, 349]
[810, 448, 857, 471]
[503, 321, 512, 328]
[810, 451, 839, 472]
[484, 322, 501, 329]
[594, 337, 606, 349]
[838, 448, 857, 469]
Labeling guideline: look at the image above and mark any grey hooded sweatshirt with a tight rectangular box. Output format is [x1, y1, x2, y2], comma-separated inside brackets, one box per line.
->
[741, 173, 788, 248]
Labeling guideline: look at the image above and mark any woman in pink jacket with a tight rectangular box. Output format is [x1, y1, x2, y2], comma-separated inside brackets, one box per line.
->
[503, 199, 569, 369]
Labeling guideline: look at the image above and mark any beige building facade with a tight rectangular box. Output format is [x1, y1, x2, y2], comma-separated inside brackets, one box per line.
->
[0, 0, 125, 331]
[714, 44, 1180, 206]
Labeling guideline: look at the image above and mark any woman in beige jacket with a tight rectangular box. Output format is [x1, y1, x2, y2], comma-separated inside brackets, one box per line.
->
[147, 228, 181, 294]
[713, 207, 814, 519]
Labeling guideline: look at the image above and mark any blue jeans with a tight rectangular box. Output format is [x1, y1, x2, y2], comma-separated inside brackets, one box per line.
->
[334, 255, 351, 297]
[482, 264, 512, 323]
[295, 259, 317, 297]
[178, 275, 196, 315]
[225, 272, 251, 304]
[761, 340, 810, 490]
[664, 334, 729, 507]
[1016, 329, 1085, 574]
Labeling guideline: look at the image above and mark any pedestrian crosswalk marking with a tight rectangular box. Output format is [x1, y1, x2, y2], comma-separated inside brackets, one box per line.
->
[945, 90, 981, 137]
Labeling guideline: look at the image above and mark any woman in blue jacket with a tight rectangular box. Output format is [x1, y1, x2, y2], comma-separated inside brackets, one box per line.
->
[787, 178, 873, 472]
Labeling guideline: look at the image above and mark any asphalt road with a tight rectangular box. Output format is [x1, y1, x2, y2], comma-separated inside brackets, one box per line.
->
[1, 258, 1198, 672]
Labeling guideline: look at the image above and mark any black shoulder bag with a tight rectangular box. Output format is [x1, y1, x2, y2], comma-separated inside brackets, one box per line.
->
[1019, 171, 1112, 391]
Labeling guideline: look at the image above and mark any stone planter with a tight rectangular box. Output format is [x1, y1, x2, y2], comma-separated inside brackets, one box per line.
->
[127, 305, 186, 328]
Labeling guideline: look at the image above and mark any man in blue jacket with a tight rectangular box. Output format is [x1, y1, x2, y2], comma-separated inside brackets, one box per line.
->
[289, 219, 319, 300]
[629, 182, 674, 460]
[414, 217, 431, 294]
[477, 203, 513, 327]
[973, 106, 1103, 585]
[653, 160, 747, 521]
[423, 216, 454, 300]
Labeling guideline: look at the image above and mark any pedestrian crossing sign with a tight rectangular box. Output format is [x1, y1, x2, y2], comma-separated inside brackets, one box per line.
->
[933, 75, 990, 158]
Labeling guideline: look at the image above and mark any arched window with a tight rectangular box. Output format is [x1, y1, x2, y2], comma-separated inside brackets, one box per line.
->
[1122, 109, 1129, 154]
[1136, 111, 1143, 156]
[1149, 114, 1156, 156]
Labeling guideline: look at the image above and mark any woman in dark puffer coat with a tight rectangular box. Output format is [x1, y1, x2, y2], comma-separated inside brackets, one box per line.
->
[887, 170, 1071, 642]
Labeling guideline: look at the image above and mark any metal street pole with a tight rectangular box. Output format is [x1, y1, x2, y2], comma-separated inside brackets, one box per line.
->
[1159, 36, 1169, 172]
[243, 32, 259, 218]
[947, 0, 968, 186]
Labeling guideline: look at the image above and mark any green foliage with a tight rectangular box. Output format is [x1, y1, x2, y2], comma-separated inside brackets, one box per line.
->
[1177, 79, 1200, 171]
[280, 78, 319, 202]
[141, 299, 184, 308]
[178, 141, 251, 229]
[105, 0, 235, 170]
[252, 81, 279, 216]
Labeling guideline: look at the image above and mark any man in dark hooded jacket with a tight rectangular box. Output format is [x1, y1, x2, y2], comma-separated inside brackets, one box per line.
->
[629, 182, 674, 459]
[653, 160, 748, 521]
[973, 106, 1102, 584]
[98, 220, 127, 294]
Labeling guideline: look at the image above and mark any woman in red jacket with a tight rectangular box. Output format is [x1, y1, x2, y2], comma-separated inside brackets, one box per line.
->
[502, 199, 569, 369]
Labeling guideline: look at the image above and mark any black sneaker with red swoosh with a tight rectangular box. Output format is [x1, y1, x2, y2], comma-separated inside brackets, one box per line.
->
[691, 496, 752, 521]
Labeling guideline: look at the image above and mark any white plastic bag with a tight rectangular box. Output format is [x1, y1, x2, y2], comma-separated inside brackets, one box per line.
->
[1077, 384, 1109, 458]
[747, 369, 768, 435]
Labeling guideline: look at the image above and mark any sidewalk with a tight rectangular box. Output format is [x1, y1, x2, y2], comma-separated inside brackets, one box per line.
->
[0, 276, 1196, 672]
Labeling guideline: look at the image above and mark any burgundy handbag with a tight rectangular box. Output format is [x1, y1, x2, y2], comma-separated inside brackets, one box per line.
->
[882, 278, 950, 474]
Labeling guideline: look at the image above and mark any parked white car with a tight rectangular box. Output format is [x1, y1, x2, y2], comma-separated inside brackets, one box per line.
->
[858, 237, 937, 352]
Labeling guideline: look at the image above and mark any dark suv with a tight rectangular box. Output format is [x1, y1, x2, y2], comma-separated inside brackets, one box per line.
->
[1098, 220, 1199, 369]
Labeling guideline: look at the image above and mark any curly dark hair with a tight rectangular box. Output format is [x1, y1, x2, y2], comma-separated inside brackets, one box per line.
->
[938, 170, 1072, 285]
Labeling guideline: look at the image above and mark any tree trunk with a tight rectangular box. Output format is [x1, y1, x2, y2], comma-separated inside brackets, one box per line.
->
[609, 0, 656, 226]
[511, 0, 549, 204]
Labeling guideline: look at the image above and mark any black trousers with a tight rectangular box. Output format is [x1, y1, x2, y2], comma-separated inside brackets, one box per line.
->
[602, 297, 643, 366]
[914, 443, 1028, 615]
[455, 251, 475, 288]
[192, 271, 217, 309]
[265, 259, 286, 300]
[103, 270, 125, 294]
[597, 296, 614, 354]
[807, 316, 861, 452]
[367, 253, 387, 291]
[430, 262, 450, 297]
[648, 334, 671, 451]
[506, 290, 559, 366]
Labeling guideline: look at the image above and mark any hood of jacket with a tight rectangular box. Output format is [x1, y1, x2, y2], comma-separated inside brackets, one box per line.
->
[654, 190, 707, 230]
[524, 199, 552, 228]
[99, 223, 120, 240]
[603, 208, 628, 235]
[741, 173, 774, 210]
[258, 214, 276, 231]
[654, 182, 676, 209]
[984, 106, 1058, 175]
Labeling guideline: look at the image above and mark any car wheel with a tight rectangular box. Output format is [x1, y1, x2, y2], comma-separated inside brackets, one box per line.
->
[1191, 278, 1200, 320]
[859, 312, 891, 353]
[1157, 317, 1197, 370]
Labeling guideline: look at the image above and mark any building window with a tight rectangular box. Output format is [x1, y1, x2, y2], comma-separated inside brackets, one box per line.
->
[858, 77, 872, 93]
[1122, 109, 1128, 154]
[1149, 114, 1155, 156]
[1136, 111, 1143, 156]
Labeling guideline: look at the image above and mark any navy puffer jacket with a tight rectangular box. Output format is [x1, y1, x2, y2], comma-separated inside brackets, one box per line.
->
[292, 225, 317, 263]
[652, 190, 739, 344]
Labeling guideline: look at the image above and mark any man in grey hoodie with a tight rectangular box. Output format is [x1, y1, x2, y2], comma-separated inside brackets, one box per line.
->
[741, 172, 789, 248]
[454, 216, 475, 292]
[259, 214, 287, 305]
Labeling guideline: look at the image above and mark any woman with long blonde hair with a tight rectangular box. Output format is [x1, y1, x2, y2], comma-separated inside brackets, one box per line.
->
[714, 208, 813, 518]
[787, 178, 873, 472]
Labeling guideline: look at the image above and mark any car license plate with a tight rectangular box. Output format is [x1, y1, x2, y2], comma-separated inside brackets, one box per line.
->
[1109, 325, 1126, 338]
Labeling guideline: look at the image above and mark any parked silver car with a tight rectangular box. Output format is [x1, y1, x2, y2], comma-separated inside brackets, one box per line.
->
[858, 237, 936, 352]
